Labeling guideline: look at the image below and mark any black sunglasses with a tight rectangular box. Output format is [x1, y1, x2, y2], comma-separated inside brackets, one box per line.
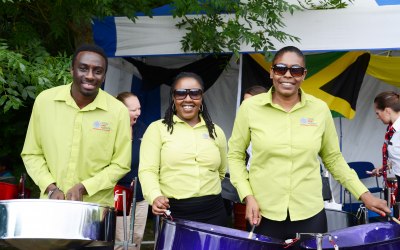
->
[173, 88, 203, 100]
[272, 64, 306, 77]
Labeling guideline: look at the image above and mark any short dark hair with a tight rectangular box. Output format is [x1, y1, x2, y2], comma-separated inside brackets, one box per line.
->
[273, 46, 306, 65]
[71, 44, 108, 72]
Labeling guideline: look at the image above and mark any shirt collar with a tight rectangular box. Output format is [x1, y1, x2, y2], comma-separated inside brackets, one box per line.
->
[173, 114, 206, 127]
[53, 83, 108, 111]
[261, 87, 308, 107]
[392, 118, 400, 132]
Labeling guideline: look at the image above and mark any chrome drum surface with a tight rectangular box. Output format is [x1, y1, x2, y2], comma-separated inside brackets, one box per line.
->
[0, 199, 115, 250]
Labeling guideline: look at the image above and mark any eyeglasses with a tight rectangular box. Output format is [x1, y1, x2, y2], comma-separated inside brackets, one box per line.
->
[272, 64, 306, 77]
[173, 88, 203, 100]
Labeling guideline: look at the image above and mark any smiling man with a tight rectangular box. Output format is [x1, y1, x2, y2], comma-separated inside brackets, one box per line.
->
[21, 44, 131, 207]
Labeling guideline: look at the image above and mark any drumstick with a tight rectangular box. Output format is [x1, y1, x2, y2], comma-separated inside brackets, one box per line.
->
[248, 224, 256, 239]
[390, 215, 400, 225]
[386, 213, 400, 225]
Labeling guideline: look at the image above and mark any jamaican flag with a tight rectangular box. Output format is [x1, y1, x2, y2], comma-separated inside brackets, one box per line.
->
[242, 52, 371, 119]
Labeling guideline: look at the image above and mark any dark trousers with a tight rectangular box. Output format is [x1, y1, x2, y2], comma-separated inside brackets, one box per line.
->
[255, 209, 327, 249]
[169, 194, 227, 227]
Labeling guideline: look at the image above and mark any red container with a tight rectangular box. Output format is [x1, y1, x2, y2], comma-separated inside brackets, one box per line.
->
[233, 203, 247, 231]
[0, 182, 18, 200]
[114, 185, 133, 216]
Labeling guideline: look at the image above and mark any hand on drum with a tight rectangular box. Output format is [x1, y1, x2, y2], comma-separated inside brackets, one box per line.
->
[360, 191, 391, 217]
[244, 195, 261, 226]
[152, 195, 170, 215]
[65, 183, 87, 201]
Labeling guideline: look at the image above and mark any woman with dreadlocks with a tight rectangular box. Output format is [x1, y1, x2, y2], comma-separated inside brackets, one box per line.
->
[139, 72, 228, 226]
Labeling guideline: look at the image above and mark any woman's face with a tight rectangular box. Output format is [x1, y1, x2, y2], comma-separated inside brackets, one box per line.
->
[124, 96, 141, 126]
[173, 77, 203, 126]
[270, 51, 306, 98]
[375, 103, 391, 125]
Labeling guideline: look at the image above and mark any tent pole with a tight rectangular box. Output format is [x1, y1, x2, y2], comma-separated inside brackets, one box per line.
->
[236, 54, 243, 111]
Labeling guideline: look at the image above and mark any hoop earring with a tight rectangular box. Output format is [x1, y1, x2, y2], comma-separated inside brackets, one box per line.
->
[172, 102, 176, 112]
[199, 104, 203, 112]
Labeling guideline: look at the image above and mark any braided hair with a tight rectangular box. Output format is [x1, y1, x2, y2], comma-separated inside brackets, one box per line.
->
[162, 72, 217, 139]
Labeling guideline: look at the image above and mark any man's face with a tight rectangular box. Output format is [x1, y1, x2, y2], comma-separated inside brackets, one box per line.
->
[71, 51, 106, 97]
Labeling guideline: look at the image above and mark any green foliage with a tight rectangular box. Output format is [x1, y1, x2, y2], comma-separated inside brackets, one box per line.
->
[171, 0, 353, 58]
[0, 40, 72, 112]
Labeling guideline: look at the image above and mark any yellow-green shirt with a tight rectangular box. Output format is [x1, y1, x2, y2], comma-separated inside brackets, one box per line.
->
[139, 115, 227, 204]
[228, 88, 368, 221]
[21, 84, 131, 207]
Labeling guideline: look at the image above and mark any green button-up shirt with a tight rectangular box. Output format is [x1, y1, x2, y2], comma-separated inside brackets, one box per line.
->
[139, 115, 227, 204]
[21, 84, 131, 206]
[228, 88, 367, 221]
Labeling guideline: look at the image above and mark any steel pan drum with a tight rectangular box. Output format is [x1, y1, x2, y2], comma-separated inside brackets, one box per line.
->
[300, 222, 400, 250]
[155, 218, 284, 250]
[0, 199, 115, 250]
[325, 209, 358, 232]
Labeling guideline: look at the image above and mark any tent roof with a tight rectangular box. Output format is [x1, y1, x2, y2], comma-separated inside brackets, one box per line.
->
[93, 0, 400, 57]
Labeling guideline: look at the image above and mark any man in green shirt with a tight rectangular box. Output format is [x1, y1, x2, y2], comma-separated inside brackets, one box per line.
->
[21, 44, 131, 207]
[228, 46, 390, 244]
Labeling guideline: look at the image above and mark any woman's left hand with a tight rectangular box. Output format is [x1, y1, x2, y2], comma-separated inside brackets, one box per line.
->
[360, 191, 391, 216]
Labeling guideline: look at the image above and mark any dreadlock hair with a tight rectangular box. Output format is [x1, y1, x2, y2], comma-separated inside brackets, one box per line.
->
[162, 72, 217, 139]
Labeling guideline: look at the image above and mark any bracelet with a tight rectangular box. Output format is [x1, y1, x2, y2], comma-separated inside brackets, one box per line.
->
[48, 187, 60, 199]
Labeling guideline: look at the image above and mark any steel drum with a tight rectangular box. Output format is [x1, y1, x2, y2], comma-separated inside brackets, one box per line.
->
[155, 218, 284, 250]
[300, 222, 400, 250]
[0, 199, 115, 250]
[325, 209, 358, 232]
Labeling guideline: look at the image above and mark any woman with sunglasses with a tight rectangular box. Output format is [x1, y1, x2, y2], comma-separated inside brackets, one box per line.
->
[139, 72, 228, 226]
[228, 46, 390, 245]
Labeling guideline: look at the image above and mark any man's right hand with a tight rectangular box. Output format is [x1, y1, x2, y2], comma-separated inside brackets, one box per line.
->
[152, 195, 169, 215]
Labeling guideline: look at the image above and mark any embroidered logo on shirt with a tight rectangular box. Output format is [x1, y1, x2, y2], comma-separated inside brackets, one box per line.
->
[93, 121, 111, 132]
[300, 117, 318, 126]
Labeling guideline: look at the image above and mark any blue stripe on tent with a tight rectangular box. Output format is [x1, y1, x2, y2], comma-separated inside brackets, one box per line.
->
[136, 4, 174, 16]
[92, 17, 117, 57]
[131, 75, 161, 126]
[375, 0, 400, 5]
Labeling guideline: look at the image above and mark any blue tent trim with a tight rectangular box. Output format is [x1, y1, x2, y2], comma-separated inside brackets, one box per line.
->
[92, 17, 117, 57]
[375, 0, 400, 5]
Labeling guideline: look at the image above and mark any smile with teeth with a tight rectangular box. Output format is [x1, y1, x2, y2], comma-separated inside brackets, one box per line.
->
[182, 104, 195, 111]
[281, 82, 295, 87]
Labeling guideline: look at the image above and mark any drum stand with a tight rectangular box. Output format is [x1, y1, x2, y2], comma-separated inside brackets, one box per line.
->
[114, 177, 138, 250]
[295, 233, 339, 250]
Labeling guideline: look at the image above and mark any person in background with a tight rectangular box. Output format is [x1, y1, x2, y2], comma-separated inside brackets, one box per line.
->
[139, 72, 228, 226]
[115, 92, 148, 250]
[21, 44, 131, 207]
[228, 45, 390, 246]
[0, 157, 14, 179]
[371, 91, 400, 204]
